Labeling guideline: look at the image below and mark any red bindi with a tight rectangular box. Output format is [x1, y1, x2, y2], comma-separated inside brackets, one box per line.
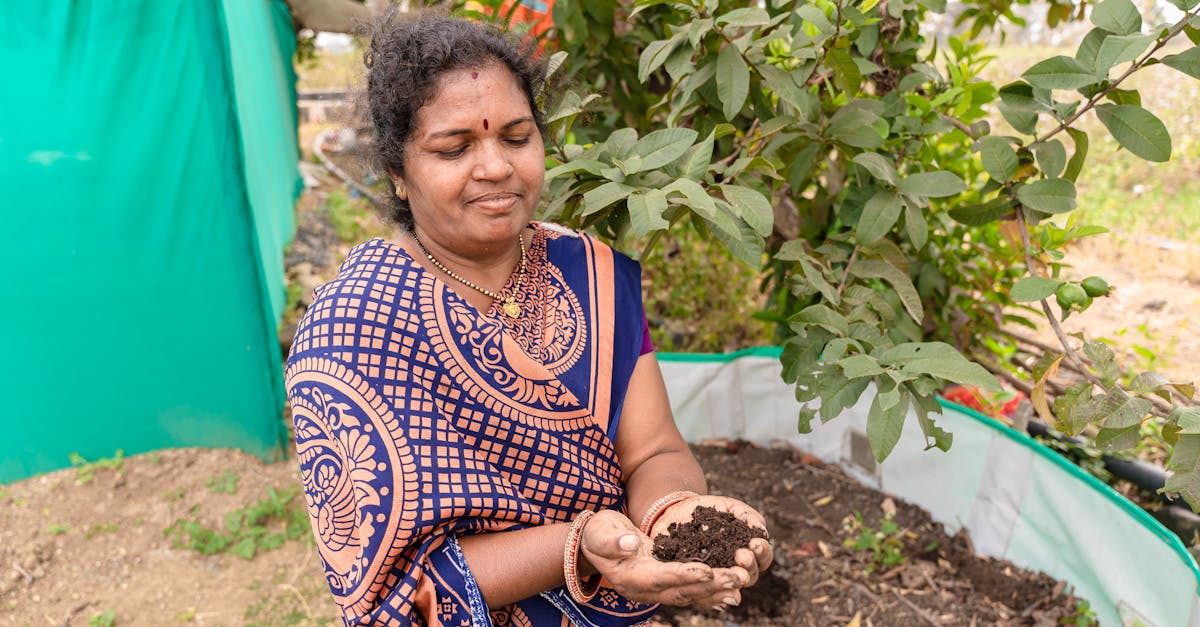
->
[471, 71, 478, 79]
[483, 118, 489, 130]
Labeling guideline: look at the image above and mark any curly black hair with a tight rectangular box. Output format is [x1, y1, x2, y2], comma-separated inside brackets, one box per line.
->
[363, 12, 548, 229]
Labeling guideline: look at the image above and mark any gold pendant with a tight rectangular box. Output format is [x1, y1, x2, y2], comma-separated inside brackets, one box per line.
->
[502, 299, 521, 318]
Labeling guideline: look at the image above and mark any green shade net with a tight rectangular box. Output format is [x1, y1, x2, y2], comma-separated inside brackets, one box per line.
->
[0, 0, 300, 482]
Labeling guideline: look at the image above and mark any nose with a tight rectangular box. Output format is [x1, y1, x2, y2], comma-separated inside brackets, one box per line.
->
[472, 140, 514, 181]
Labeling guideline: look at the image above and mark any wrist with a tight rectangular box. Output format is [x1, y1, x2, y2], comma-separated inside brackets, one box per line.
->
[639, 490, 699, 536]
[563, 510, 602, 602]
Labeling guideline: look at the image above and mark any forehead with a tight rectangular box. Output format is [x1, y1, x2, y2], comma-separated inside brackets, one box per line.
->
[412, 64, 532, 135]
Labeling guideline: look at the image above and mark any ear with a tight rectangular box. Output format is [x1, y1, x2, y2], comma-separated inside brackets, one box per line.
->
[391, 176, 407, 200]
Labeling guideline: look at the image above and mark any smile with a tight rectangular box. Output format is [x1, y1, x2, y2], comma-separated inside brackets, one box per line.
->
[469, 192, 520, 211]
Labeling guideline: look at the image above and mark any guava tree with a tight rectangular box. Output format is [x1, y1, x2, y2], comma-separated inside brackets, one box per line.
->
[519, 0, 1200, 507]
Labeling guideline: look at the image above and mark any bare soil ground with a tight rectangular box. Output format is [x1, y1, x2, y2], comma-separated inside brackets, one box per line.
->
[0, 441, 1086, 627]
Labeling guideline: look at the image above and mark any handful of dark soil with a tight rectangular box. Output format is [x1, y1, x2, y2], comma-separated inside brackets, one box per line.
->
[651, 505, 767, 568]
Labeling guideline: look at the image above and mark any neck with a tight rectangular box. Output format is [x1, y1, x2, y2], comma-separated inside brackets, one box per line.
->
[409, 226, 525, 291]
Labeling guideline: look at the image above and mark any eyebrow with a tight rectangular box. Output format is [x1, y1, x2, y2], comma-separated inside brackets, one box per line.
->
[425, 116, 536, 139]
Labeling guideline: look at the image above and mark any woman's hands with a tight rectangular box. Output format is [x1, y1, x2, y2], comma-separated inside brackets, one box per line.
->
[577, 510, 752, 610]
[648, 495, 773, 590]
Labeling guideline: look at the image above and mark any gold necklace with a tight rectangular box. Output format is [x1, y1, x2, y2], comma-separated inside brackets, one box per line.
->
[411, 231, 526, 318]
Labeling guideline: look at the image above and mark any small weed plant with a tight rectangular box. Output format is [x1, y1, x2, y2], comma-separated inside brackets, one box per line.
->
[206, 470, 240, 494]
[88, 610, 116, 627]
[69, 450, 124, 484]
[46, 523, 70, 535]
[844, 513, 906, 573]
[84, 522, 120, 540]
[164, 486, 310, 560]
[1061, 599, 1099, 626]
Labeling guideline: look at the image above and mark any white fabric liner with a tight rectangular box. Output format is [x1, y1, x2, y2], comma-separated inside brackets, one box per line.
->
[659, 351, 1200, 627]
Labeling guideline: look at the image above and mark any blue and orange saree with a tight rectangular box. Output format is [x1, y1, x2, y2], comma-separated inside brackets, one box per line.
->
[285, 223, 657, 626]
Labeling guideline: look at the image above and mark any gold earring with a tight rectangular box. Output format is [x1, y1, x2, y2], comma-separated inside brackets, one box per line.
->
[394, 181, 407, 200]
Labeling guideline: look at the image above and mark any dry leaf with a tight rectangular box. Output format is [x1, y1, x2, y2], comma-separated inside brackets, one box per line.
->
[812, 595, 830, 604]
[846, 611, 863, 627]
[814, 495, 834, 506]
[818, 541, 831, 557]
[881, 497, 897, 518]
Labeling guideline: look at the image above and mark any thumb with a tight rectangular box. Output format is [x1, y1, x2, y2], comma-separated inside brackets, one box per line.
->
[580, 512, 643, 562]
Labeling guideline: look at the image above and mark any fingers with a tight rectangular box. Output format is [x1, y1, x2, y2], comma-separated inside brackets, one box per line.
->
[750, 537, 773, 572]
[580, 510, 643, 563]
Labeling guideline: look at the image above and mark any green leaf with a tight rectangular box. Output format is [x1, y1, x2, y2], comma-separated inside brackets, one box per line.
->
[632, 128, 699, 171]
[1032, 140, 1067, 179]
[1011, 276, 1064, 302]
[708, 204, 764, 266]
[827, 108, 886, 149]
[1097, 388, 1152, 429]
[798, 406, 817, 434]
[1095, 104, 1172, 162]
[544, 159, 606, 181]
[1091, 0, 1142, 35]
[1075, 28, 1109, 69]
[821, 375, 872, 421]
[1084, 339, 1122, 387]
[1096, 425, 1142, 451]
[867, 387, 907, 462]
[1022, 56, 1101, 90]
[979, 136, 1019, 183]
[828, 48, 862, 94]
[1163, 46, 1200, 79]
[999, 103, 1039, 135]
[852, 153, 899, 187]
[793, 304, 850, 336]
[851, 259, 924, 323]
[638, 32, 687, 83]
[1064, 128, 1090, 182]
[1170, 0, 1200, 10]
[716, 44, 750, 121]
[1130, 371, 1169, 395]
[715, 6, 771, 27]
[878, 342, 1002, 391]
[948, 197, 1014, 226]
[839, 354, 884, 379]
[678, 131, 716, 181]
[1016, 178, 1077, 214]
[904, 202, 928, 250]
[760, 65, 818, 121]
[581, 181, 636, 215]
[627, 189, 669, 237]
[719, 184, 774, 237]
[1094, 33, 1154, 74]
[856, 190, 902, 244]
[897, 171, 965, 198]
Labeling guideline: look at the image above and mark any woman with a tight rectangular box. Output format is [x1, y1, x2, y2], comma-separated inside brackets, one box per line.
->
[286, 13, 772, 626]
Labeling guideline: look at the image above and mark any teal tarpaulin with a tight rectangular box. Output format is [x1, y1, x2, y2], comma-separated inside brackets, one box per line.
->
[0, 0, 301, 482]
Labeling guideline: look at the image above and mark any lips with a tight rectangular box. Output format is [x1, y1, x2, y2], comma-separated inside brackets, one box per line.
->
[468, 191, 520, 212]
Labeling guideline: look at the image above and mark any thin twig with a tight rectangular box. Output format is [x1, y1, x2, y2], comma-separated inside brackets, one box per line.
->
[1014, 208, 1105, 388]
[836, 245, 861, 299]
[938, 112, 976, 138]
[890, 589, 942, 626]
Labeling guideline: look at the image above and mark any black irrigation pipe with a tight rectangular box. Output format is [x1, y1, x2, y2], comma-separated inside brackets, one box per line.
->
[1023, 418, 1188, 510]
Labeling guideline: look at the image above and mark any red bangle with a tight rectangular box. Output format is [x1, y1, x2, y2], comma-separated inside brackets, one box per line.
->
[639, 490, 699, 536]
[563, 510, 601, 603]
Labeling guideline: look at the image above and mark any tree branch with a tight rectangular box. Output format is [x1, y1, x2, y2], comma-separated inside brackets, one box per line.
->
[1034, 8, 1200, 146]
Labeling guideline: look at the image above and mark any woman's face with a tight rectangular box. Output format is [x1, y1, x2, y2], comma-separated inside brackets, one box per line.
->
[398, 63, 545, 256]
